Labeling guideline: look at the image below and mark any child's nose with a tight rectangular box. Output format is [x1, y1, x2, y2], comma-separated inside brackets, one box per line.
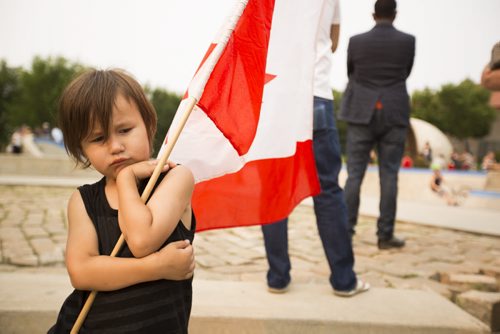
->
[108, 136, 124, 153]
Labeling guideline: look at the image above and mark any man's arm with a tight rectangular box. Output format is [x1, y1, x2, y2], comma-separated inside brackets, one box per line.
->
[406, 36, 416, 77]
[346, 39, 354, 77]
[330, 24, 340, 53]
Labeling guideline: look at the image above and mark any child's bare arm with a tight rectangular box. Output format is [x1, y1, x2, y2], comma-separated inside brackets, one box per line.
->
[116, 162, 194, 258]
[65, 191, 195, 291]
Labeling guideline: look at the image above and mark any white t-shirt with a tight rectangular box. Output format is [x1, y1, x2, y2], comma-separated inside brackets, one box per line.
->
[313, 0, 340, 100]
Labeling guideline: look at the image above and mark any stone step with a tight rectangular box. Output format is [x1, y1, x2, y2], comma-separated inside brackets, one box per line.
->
[0, 272, 489, 334]
[0, 154, 100, 179]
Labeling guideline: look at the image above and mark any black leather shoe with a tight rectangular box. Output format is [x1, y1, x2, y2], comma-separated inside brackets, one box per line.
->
[378, 236, 405, 250]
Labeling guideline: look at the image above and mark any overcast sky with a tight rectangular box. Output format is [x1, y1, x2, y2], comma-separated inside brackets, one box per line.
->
[1, 0, 499, 95]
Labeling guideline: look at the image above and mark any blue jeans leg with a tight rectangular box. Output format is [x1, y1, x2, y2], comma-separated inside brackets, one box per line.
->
[376, 126, 407, 240]
[261, 218, 291, 289]
[344, 124, 374, 235]
[312, 97, 356, 291]
[261, 97, 356, 292]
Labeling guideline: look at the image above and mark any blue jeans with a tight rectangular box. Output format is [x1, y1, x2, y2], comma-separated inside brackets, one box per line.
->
[261, 96, 357, 291]
[344, 110, 408, 240]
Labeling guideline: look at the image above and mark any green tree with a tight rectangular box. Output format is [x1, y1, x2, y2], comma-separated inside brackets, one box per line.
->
[437, 79, 495, 139]
[411, 88, 442, 128]
[0, 60, 21, 149]
[7, 56, 85, 129]
[411, 79, 495, 143]
[148, 87, 182, 154]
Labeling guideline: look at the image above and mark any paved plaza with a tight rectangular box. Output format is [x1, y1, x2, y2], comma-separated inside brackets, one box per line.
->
[1, 184, 499, 300]
[1, 180, 499, 333]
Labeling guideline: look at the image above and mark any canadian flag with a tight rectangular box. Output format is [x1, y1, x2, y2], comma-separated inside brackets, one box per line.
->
[160, 0, 325, 231]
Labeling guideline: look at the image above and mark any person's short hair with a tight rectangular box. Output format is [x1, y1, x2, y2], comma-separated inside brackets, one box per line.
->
[375, 0, 396, 18]
[58, 69, 157, 167]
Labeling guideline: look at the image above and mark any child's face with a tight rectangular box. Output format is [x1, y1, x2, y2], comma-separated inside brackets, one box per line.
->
[82, 93, 150, 180]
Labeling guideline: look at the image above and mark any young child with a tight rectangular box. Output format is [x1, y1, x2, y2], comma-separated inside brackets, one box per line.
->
[49, 69, 195, 333]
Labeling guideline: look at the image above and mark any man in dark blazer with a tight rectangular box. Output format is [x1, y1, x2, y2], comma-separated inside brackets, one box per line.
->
[340, 0, 415, 249]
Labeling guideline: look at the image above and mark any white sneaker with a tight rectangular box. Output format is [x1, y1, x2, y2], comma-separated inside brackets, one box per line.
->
[333, 279, 370, 297]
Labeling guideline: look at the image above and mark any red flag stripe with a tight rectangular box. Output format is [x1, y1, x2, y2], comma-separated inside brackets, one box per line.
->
[192, 140, 320, 231]
[197, 0, 275, 156]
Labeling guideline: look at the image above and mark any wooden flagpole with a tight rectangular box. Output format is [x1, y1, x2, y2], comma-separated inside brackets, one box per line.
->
[70, 96, 198, 333]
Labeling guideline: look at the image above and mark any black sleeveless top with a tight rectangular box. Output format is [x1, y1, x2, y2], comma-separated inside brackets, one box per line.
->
[48, 173, 195, 333]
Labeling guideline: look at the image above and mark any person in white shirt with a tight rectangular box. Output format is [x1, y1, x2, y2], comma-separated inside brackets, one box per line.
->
[261, 0, 369, 297]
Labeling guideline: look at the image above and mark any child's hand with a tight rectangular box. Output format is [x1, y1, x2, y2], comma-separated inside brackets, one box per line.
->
[156, 240, 195, 280]
[124, 160, 177, 182]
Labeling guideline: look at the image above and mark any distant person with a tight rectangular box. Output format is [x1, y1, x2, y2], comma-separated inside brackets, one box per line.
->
[421, 141, 432, 164]
[481, 41, 500, 91]
[261, 0, 369, 298]
[449, 150, 462, 170]
[430, 163, 459, 206]
[10, 128, 23, 154]
[20, 125, 43, 157]
[482, 151, 500, 171]
[460, 150, 475, 170]
[49, 69, 195, 333]
[41, 121, 51, 139]
[51, 126, 63, 145]
[340, 0, 415, 249]
[369, 149, 377, 165]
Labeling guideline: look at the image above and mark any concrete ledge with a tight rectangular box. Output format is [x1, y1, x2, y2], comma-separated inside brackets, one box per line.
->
[0, 154, 99, 179]
[0, 272, 489, 334]
[0, 175, 99, 188]
[359, 196, 500, 237]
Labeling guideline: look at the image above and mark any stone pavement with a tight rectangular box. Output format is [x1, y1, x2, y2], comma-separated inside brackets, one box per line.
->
[1, 183, 499, 291]
[0, 182, 499, 332]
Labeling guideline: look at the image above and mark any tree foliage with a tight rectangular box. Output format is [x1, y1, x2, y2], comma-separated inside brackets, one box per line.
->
[147, 87, 182, 154]
[0, 60, 21, 149]
[0, 56, 181, 152]
[6, 56, 86, 130]
[1, 56, 495, 156]
[411, 79, 496, 139]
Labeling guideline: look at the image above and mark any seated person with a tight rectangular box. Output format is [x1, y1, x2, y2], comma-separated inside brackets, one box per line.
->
[482, 151, 500, 171]
[430, 163, 458, 206]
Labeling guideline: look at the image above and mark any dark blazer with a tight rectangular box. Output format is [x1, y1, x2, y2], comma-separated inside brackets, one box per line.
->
[339, 21, 415, 126]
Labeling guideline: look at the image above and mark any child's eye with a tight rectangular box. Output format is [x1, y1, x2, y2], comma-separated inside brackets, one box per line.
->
[119, 128, 132, 134]
[90, 136, 104, 143]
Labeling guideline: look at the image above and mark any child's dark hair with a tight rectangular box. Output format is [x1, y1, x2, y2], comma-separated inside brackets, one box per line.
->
[58, 69, 157, 167]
